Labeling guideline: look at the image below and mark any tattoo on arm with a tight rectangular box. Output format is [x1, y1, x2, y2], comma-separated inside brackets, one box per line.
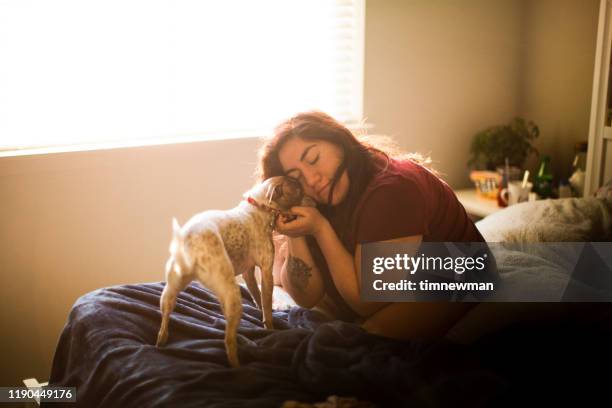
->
[287, 256, 312, 292]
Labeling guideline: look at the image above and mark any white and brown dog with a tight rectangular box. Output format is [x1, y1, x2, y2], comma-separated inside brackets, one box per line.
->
[156, 176, 312, 367]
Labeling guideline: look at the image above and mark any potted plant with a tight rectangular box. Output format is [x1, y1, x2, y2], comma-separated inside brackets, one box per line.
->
[468, 117, 539, 170]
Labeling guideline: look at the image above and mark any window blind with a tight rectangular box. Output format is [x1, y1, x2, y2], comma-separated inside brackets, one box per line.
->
[0, 0, 364, 152]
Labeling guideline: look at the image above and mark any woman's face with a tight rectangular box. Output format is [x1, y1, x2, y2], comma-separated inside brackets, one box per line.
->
[278, 137, 350, 205]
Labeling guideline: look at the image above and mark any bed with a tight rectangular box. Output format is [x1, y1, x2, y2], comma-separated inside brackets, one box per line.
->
[43, 196, 612, 407]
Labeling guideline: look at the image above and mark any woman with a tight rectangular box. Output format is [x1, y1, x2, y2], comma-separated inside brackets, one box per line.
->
[258, 111, 489, 340]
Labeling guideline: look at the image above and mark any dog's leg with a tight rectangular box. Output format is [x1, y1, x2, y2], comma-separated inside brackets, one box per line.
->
[203, 270, 243, 368]
[219, 282, 243, 368]
[196, 247, 243, 368]
[156, 283, 176, 347]
[243, 266, 263, 311]
[156, 259, 192, 347]
[259, 253, 275, 330]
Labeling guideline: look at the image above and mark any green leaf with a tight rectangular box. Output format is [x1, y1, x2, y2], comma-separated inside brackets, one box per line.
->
[468, 117, 539, 169]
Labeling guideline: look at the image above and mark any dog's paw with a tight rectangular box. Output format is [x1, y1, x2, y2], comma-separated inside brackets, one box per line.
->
[156, 331, 168, 347]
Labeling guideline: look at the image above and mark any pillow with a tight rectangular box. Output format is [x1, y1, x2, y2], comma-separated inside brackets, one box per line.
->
[475, 197, 612, 242]
[595, 179, 612, 199]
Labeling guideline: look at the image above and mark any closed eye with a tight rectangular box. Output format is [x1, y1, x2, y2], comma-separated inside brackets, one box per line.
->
[308, 154, 319, 165]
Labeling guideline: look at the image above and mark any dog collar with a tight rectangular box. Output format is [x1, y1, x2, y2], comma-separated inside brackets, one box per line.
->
[246, 197, 295, 229]
[246, 196, 281, 216]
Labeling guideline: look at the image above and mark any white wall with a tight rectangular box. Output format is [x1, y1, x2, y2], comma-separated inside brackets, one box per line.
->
[0, 0, 600, 386]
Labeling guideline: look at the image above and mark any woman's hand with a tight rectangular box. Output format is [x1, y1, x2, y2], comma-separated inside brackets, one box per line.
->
[275, 206, 328, 238]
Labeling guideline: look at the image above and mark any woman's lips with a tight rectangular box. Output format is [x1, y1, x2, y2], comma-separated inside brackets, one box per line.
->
[317, 182, 330, 197]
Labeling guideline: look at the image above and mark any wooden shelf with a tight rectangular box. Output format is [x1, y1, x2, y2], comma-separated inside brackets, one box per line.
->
[454, 188, 503, 218]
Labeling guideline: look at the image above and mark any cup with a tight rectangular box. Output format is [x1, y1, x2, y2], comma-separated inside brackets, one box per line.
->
[500, 181, 533, 206]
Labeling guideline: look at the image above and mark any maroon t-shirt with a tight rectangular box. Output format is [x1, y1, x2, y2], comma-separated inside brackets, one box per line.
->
[315, 157, 485, 321]
[349, 158, 484, 246]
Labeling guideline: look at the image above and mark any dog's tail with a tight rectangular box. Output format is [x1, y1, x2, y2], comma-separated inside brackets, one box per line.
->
[168, 218, 193, 275]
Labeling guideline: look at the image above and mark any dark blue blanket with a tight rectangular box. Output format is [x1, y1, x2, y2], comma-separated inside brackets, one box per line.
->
[45, 282, 612, 407]
[45, 282, 507, 407]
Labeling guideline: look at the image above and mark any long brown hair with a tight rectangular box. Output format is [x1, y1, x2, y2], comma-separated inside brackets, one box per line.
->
[257, 110, 432, 248]
[259, 112, 375, 242]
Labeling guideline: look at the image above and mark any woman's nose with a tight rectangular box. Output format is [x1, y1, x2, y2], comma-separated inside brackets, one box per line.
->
[301, 167, 321, 189]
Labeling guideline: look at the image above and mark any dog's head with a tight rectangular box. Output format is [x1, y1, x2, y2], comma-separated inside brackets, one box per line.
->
[245, 176, 315, 212]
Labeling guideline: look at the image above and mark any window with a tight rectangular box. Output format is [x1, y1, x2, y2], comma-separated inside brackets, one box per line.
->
[0, 0, 364, 152]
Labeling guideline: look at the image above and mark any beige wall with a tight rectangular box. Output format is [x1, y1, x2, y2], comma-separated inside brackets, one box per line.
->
[0, 139, 262, 385]
[365, 0, 525, 187]
[364, 0, 599, 186]
[520, 0, 600, 179]
[0, 0, 600, 386]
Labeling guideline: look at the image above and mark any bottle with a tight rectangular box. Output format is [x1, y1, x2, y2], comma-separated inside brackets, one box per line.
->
[535, 156, 553, 199]
[496, 158, 510, 207]
[569, 141, 587, 197]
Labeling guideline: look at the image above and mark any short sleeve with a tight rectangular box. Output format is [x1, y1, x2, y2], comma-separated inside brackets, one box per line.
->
[355, 178, 429, 244]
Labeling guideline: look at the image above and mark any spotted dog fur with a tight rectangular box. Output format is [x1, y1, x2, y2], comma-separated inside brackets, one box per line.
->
[156, 176, 311, 368]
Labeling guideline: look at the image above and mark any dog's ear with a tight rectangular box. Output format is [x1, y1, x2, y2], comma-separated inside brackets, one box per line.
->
[264, 182, 280, 205]
[242, 181, 266, 201]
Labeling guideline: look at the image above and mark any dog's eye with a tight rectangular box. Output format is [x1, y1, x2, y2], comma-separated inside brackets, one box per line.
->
[275, 184, 283, 197]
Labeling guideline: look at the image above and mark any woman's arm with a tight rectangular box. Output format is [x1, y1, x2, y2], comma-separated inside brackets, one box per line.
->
[273, 234, 324, 308]
[276, 206, 425, 318]
[312, 220, 382, 317]
[277, 206, 403, 317]
[315, 222, 423, 318]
